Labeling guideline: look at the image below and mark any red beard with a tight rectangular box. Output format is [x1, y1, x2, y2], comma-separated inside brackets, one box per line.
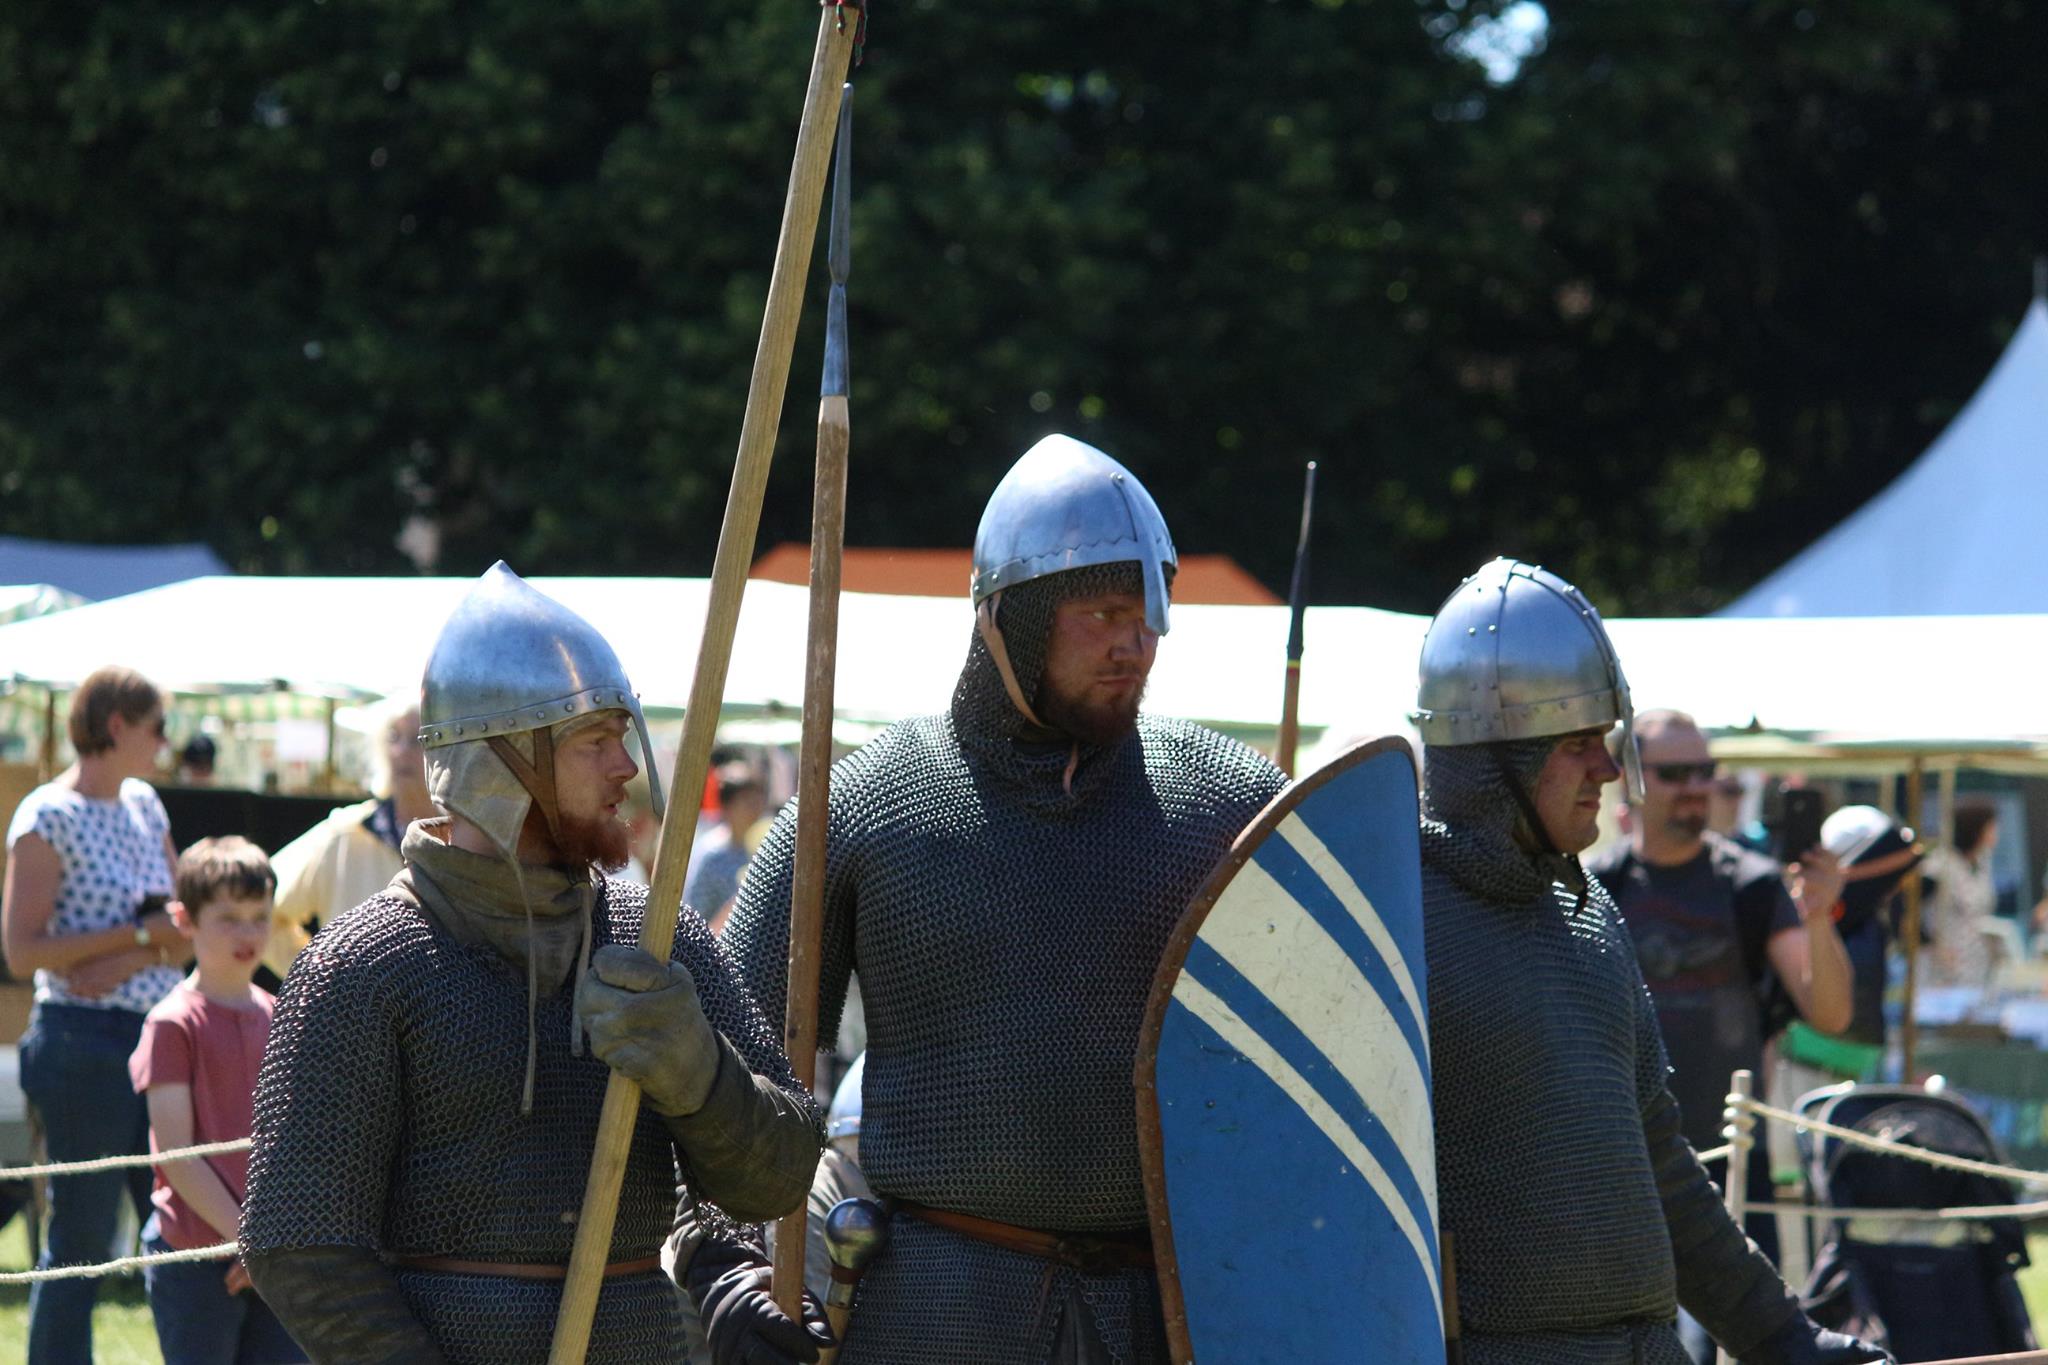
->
[554, 811, 632, 873]
[1035, 675, 1146, 747]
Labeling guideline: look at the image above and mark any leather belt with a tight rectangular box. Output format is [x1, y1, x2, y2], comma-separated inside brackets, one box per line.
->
[393, 1254, 662, 1281]
[895, 1202, 1153, 1275]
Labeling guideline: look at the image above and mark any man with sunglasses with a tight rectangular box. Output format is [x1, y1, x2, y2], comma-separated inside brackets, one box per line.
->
[1588, 710, 1852, 1276]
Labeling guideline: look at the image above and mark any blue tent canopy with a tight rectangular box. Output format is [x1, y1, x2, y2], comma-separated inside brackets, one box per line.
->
[0, 537, 229, 601]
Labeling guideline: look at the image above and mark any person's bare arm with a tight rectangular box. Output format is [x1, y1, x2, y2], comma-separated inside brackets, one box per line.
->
[1768, 850, 1853, 1035]
[145, 1083, 245, 1241]
[67, 947, 170, 998]
[2, 834, 178, 977]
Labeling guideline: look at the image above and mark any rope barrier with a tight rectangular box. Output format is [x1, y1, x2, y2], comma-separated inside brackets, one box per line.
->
[0, 1137, 251, 1181]
[0, 1240, 238, 1285]
[1745, 1198, 2048, 1223]
[1735, 1097, 2048, 1188]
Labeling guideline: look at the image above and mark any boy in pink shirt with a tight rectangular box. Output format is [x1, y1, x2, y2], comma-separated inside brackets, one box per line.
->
[128, 836, 305, 1364]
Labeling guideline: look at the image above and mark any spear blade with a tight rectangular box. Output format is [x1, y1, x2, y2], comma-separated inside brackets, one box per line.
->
[1276, 459, 1318, 775]
[821, 85, 853, 399]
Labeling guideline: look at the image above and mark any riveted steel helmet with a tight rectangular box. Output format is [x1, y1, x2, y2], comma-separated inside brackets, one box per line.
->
[970, 434, 1177, 635]
[1412, 557, 1643, 800]
[419, 562, 666, 819]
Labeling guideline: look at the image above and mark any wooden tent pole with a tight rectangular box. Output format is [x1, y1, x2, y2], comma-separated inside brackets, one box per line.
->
[1901, 757, 1926, 1081]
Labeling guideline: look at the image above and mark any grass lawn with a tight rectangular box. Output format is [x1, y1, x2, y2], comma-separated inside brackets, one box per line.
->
[2026, 1243, 2048, 1338]
[0, 1215, 163, 1364]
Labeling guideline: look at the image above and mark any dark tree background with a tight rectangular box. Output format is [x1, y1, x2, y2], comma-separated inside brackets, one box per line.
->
[0, 0, 2041, 614]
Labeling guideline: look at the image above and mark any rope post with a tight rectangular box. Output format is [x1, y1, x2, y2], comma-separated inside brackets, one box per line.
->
[1715, 1068, 1755, 1365]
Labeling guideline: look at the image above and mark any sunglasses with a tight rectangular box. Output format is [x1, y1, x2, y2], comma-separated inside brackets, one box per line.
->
[1649, 761, 1718, 784]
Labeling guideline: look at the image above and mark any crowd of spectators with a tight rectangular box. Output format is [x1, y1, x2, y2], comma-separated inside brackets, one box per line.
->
[0, 664, 2039, 1363]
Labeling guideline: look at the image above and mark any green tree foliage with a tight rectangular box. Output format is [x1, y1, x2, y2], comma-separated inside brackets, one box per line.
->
[1431, 0, 2045, 611]
[0, 0, 2040, 612]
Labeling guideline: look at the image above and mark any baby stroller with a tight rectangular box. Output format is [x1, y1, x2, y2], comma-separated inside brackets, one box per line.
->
[1793, 1081, 2037, 1362]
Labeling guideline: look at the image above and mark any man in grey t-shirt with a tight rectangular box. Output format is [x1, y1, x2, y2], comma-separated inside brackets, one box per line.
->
[1590, 710, 1851, 1265]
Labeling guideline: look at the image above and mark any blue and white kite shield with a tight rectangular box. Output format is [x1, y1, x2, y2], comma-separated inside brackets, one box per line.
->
[1136, 738, 1438, 1363]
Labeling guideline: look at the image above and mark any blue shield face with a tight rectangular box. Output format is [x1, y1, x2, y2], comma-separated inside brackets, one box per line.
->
[1138, 738, 1440, 1363]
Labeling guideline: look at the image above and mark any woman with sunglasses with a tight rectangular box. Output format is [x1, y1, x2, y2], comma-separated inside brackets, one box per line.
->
[3, 665, 184, 1365]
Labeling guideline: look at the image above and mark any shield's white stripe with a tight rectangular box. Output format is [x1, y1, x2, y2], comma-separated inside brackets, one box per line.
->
[1274, 812, 1428, 1060]
[1199, 859, 1438, 1224]
[1174, 973, 1444, 1326]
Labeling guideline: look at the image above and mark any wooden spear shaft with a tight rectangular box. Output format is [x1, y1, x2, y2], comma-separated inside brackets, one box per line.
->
[772, 82, 855, 1321]
[548, 12, 860, 1362]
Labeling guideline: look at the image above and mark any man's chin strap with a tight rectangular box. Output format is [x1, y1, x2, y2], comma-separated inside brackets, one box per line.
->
[483, 729, 595, 1113]
[974, 593, 1080, 794]
[974, 594, 1045, 728]
[486, 733, 564, 845]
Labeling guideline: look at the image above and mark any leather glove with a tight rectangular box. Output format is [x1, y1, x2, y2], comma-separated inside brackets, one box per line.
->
[687, 1241, 835, 1365]
[243, 1246, 448, 1364]
[575, 944, 720, 1116]
[1740, 1316, 1895, 1365]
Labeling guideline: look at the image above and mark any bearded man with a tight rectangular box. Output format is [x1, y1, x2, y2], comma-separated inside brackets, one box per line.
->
[693, 435, 1286, 1364]
[240, 564, 823, 1364]
[1413, 558, 1888, 1365]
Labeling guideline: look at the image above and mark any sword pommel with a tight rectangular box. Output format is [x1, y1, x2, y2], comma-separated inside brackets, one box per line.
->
[821, 1196, 888, 1310]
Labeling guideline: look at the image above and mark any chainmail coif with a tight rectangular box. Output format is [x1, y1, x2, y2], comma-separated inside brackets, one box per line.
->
[242, 878, 819, 1364]
[1420, 738, 1582, 905]
[718, 562, 1286, 1365]
[1419, 739, 1801, 1364]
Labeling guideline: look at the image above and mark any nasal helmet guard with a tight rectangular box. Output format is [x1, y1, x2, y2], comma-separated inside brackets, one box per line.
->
[418, 562, 666, 855]
[971, 434, 1177, 636]
[1411, 557, 1643, 801]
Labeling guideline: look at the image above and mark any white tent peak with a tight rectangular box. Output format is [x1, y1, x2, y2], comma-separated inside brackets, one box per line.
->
[1722, 290, 2048, 617]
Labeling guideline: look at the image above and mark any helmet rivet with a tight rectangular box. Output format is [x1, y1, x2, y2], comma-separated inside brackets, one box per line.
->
[1466, 627, 1477, 636]
[1488, 625, 1498, 633]
[454, 725, 464, 736]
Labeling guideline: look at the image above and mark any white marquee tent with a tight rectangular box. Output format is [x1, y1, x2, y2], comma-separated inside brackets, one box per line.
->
[0, 584, 86, 627]
[1724, 288, 2048, 618]
[3, 575, 2044, 776]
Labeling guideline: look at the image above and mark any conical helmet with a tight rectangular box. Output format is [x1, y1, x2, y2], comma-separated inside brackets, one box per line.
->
[970, 434, 1177, 635]
[1412, 557, 1643, 800]
[419, 562, 666, 833]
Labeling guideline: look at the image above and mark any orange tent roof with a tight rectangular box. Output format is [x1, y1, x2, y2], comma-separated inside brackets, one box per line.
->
[750, 545, 1280, 606]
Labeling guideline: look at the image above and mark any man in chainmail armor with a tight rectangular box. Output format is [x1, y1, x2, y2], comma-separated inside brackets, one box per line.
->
[1413, 557, 1889, 1365]
[691, 435, 1286, 1364]
[240, 564, 823, 1363]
